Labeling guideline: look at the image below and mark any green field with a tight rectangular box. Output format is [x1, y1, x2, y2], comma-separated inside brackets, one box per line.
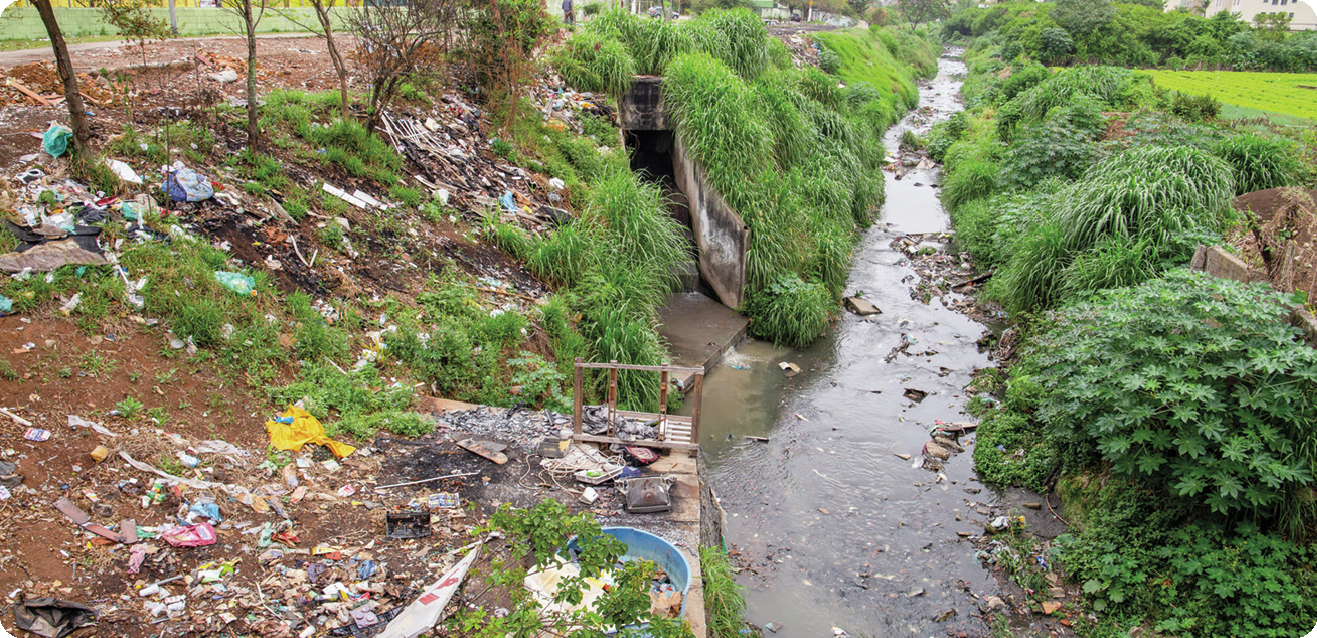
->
[1145, 70, 1317, 125]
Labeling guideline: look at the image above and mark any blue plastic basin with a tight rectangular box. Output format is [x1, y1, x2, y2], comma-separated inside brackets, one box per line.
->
[566, 526, 692, 620]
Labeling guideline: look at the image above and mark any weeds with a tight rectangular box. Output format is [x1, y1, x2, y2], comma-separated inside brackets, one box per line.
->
[116, 396, 145, 418]
[79, 351, 118, 377]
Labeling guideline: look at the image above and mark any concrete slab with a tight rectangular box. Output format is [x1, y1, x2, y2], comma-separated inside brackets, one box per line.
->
[659, 292, 750, 389]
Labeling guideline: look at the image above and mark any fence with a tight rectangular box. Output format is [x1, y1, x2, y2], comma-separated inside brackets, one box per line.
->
[0, 5, 354, 39]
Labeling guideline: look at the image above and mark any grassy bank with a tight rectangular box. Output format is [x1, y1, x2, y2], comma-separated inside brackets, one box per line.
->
[941, 35, 1317, 638]
[552, 11, 939, 347]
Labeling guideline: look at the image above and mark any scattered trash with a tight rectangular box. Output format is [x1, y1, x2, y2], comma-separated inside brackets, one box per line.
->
[779, 361, 801, 377]
[24, 428, 51, 441]
[214, 271, 256, 295]
[54, 497, 125, 543]
[160, 523, 217, 547]
[104, 159, 143, 184]
[12, 597, 96, 638]
[903, 388, 929, 403]
[0, 238, 108, 273]
[385, 512, 431, 539]
[375, 541, 482, 638]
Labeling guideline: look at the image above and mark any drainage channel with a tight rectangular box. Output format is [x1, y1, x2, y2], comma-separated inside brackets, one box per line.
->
[681, 50, 1003, 637]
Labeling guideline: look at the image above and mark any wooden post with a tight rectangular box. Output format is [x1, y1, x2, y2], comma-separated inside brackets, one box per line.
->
[689, 371, 703, 457]
[573, 357, 584, 440]
[607, 360, 619, 430]
[658, 370, 669, 442]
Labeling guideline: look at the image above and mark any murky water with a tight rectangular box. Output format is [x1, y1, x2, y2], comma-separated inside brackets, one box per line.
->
[683, 52, 1002, 637]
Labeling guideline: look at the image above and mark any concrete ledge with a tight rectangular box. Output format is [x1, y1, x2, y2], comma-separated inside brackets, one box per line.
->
[1191, 245, 1317, 348]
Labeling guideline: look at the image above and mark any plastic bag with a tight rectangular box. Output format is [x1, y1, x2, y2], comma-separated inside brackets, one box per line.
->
[161, 523, 217, 547]
[42, 125, 72, 158]
[162, 165, 214, 202]
[214, 271, 255, 295]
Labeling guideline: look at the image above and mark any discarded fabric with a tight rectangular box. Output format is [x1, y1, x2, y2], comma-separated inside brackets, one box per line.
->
[265, 406, 357, 458]
[162, 165, 213, 202]
[161, 523, 217, 547]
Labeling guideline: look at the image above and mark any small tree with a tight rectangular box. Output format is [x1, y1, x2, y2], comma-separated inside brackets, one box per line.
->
[1051, 0, 1115, 36]
[100, 0, 173, 69]
[461, 0, 555, 129]
[31, 0, 92, 158]
[274, 0, 352, 118]
[1253, 12, 1292, 42]
[219, 0, 267, 149]
[349, 0, 454, 135]
[896, 0, 949, 27]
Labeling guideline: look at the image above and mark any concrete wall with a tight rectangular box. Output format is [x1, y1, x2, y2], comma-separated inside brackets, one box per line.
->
[0, 6, 352, 39]
[671, 134, 750, 310]
[620, 76, 667, 129]
[1190, 245, 1317, 347]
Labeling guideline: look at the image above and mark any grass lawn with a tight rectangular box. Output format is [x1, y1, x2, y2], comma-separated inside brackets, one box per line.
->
[1145, 69, 1317, 125]
[0, 35, 125, 53]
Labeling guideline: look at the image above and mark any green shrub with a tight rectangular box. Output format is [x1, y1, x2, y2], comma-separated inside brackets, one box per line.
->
[744, 274, 832, 348]
[998, 63, 1051, 104]
[1000, 119, 1097, 189]
[1212, 133, 1302, 195]
[818, 46, 840, 74]
[1031, 270, 1317, 530]
[940, 157, 999, 211]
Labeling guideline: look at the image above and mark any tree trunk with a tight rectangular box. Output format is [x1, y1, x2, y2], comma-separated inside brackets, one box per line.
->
[243, 0, 261, 149]
[168, 0, 178, 35]
[32, 0, 91, 157]
[312, 0, 349, 118]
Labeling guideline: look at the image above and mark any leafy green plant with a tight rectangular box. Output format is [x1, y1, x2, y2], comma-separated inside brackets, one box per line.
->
[744, 274, 832, 348]
[116, 396, 146, 419]
[1212, 132, 1302, 195]
[79, 351, 119, 377]
[1031, 270, 1317, 531]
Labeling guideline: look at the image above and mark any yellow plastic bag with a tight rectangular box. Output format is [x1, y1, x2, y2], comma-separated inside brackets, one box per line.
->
[265, 407, 356, 458]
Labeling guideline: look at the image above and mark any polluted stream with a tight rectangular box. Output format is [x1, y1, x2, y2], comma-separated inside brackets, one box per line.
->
[683, 51, 1004, 637]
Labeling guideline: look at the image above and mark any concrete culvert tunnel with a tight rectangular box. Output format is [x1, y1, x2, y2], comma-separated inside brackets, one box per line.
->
[619, 76, 750, 311]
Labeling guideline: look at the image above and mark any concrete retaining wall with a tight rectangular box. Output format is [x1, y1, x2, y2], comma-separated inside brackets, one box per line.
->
[671, 134, 750, 309]
[622, 77, 749, 310]
[1190, 245, 1317, 347]
[0, 6, 349, 39]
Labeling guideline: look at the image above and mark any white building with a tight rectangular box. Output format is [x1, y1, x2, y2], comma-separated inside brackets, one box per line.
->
[1167, 0, 1317, 30]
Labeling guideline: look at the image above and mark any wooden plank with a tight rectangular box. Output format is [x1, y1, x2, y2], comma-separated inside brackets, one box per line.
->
[456, 438, 508, 465]
[617, 411, 692, 425]
[573, 357, 584, 439]
[7, 79, 51, 106]
[575, 362, 703, 374]
[572, 433, 699, 451]
[689, 372, 704, 458]
[608, 360, 618, 427]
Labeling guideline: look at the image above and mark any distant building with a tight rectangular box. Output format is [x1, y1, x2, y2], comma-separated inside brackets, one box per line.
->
[1165, 0, 1317, 30]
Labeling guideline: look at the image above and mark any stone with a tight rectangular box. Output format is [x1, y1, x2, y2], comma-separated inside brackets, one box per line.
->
[1041, 601, 1062, 615]
[963, 487, 982, 494]
[932, 435, 963, 453]
[983, 596, 1006, 611]
[924, 442, 951, 460]
[1049, 587, 1065, 598]
[843, 296, 881, 316]
[208, 69, 239, 83]
[894, 453, 912, 460]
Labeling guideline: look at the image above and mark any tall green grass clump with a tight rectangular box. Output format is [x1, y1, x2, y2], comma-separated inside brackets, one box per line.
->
[550, 30, 637, 96]
[990, 145, 1235, 313]
[524, 166, 689, 410]
[1212, 133, 1303, 195]
[697, 8, 770, 81]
